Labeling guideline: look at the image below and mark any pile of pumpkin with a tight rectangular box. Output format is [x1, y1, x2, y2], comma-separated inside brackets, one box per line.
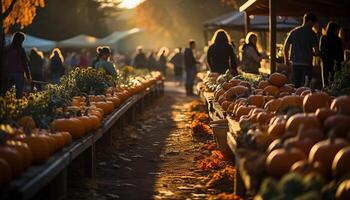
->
[213, 72, 350, 199]
[0, 74, 163, 187]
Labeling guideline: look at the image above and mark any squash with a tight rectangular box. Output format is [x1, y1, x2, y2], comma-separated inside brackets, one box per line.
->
[269, 72, 288, 87]
[94, 101, 114, 114]
[226, 102, 236, 116]
[332, 147, 350, 178]
[254, 89, 264, 95]
[279, 84, 294, 94]
[16, 134, 51, 164]
[0, 158, 12, 185]
[49, 133, 66, 150]
[298, 128, 325, 143]
[51, 118, 86, 139]
[315, 108, 337, 123]
[331, 95, 350, 115]
[88, 115, 101, 130]
[336, 179, 350, 200]
[264, 99, 281, 113]
[235, 105, 255, 119]
[300, 90, 312, 96]
[290, 160, 327, 178]
[263, 85, 279, 96]
[268, 122, 286, 139]
[258, 80, 269, 89]
[266, 146, 306, 177]
[0, 145, 24, 177]
[232, 85, 249, 96]
[309, 135, 348, 177]
[106, 96, 121, 108]
[221, 101, 231, 111]
[247, 95, 265, 108]
[238, 81, 251, 88]
[285, 113, 321, 134]
[214, 89, 225, 101]
[17, 116, 36, 129]
[303, 92, 330, 113]
[77, 116, 93, 132]
[38, 134, 59, 154]
[295, 87, 310, 95]
[324, 115, 350, 137]
[60, 131, 72, 145]
[284, 136, 314, 157]
[257, 112, 271, 125]
[279, 95, 303, 111]
[6, 140, 32, 168]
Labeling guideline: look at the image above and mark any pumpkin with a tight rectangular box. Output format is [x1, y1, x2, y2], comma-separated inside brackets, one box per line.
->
[238, 81, 251, 88]
[256, 112, 271, 125]
[336, 179, 350, 200]
[295, 87, 310, 95]
[224, 88, 236, 101]
[285, 113, 321, 134]
[303, 92, 330, 113]
[290, 160, 327, 178]
[315, 108, 337, 123]
[309, 136, 348, 177]
[298, 128, 325, 143]
[6, 140, 32, 168]
[324, 115, 350, 137]
[267, 122, 286, 139]
[17, 116, 36, 129]
[300, 90, 312, 97]
[235, 105, 255, 119]
[279, 95, 303, 110]
[218, 95, 226, 105]
[88, 115, 101, 130]
[284, 136, 314, 157]
[49, 133, 66, 150]
[16, 134, 51, 164]
[0, 145, 24, 177]
[106, 96, 121, 108]
[51, 118, 86, 139]
[269, 72, 288, 87]
[258, 80, 269, 89]
[263, 85, 279, 96]
[226, 102, 236, 116]
[266, 146, 306, 177]
[214, 89, 225, 101]
[331, 95, 350, 115]
[264, 99, 281, 112]
[254, 130, 273, 150]
[264, 95, 275, 103]
[221, 101, 232, 111]
[39, 134, 59, 154]
[254, 89, 264, 95]
[60, 131, 72, 145]
[0, 158, 12, 185]
[94, 101, 114, 114]
[247, 95, 265, 108]
[279, 84, 294, 94]
[332, 147, 350, 178]
[77, 116, 93, 132]
[278, 92, 290, 98]
[232, 85, 249, 96]
[228, 79, 241, 86]
[222, 82, 235, 90]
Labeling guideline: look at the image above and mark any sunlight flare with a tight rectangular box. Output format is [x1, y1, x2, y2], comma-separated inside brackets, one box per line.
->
[118, 0, 145, 9]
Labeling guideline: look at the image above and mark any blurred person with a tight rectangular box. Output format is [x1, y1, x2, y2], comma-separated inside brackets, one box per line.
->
[207, 29, 238, 75]
[79, 50, 89, 68]
[339, 27, 350, 51]
[94, 46, 117, 77]
[147, 51, 157, 71]
[320, 21, 343, 87]
[169, 48, 184, 84]
[133, 46, 147, 69]
[2, 32, 31, 98]
[241, 32, 265, 74]
[284, 13, 319, 88]
[184, 40, 199, 96]
[157, 47, 169, 76]
[29, 48, 44, 90]
[92, 47, 102, 68]
[49, 48, 65, 84]
[238, 38, 246, 63]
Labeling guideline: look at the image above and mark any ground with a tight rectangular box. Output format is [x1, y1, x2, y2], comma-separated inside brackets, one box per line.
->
[66, 82, 228, 200]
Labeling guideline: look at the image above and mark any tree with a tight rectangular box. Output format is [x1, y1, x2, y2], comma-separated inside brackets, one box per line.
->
[0, 0, 45, 92]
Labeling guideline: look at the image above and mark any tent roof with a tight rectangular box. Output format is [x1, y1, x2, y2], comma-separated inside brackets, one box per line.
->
[97, 28, 141, 45]
[240, 0, 350, 16]
[5, 34, 56, 52]
[204, 11, 299, 30]
[58, 34, 98, 48]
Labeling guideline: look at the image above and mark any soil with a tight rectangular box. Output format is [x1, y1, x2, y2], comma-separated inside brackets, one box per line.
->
[66, 82, 229, 200]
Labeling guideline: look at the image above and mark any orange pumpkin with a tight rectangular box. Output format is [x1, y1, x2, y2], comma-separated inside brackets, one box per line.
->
[247, 95, 265, 108]
[235, 105, 255, 119]
[269, 72, 288, 87]
[238, 81, 251, 88]
[17, 134, 51, 164]
[221, 101, 231, 111]
[266, 146, 306, 177]
[256, 112, 271, 124]
[0, 158, 12, 185]
[303, 92, 330, 113]
[290, 160, 327, 177]
[279, 95, 303, 110]
[263, 85, 279, 96]
[88, 115, 101, 130]
[39, 134, 59, 154]
[60, 131, 72, 145]
[106, 96, 121, 108]
[51, 118, 86, 139]
[77, 116, 93, 132]
[295, 87, 310, 95]
[298, 128, 325, 143]
[279, 84, 294, 94]
[17, 116, 36, 129]
[332, 147, 350, 178]
[258, 80, 269, 89]
[335, 179, 350, 200]
[284, 136, 314, 157]
[330, 95, 350, 115]
[315, 108, 337, 123]
[0, 145, 24, 177]
[324, 115, 350, 137]
[232, 85, 249, 96]
[267, 122, 286, 139]
[264, 99, 281, 112]
[300, 90, 312, 96]
[50, 133, 66, 150]
[6, 140, 32, 168]
[309, 136, 348, 176]
[285, 113, 321, 134]
[222, 82, 235, 90]
[228, 79, 242, 87]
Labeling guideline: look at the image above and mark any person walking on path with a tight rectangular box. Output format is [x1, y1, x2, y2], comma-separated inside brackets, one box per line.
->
[169, 48, 184, 85]
[157, 47, 168, 76]
[184, 40, 199, 96]
[29, 48, 44, 90]
[2, 32, 31, 98]
[241, 32, 265, 74]
[207, 29, 238, 75]
[320, 21, 343, 87]
[284, 13, 319, 88]
[94, 46, 117, 77]
[49, 48, 65, 84]
[133, 47, 148, 69]
[147, 51, 157, 71]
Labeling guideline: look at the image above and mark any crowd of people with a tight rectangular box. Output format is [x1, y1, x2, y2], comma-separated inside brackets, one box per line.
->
[1, 14, 349, 98]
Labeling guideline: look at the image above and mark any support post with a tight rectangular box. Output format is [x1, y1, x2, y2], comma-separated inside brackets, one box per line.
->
[244, 12, 251, 35]
[269, 0, 277, 73]
[84, 144, 95, 178]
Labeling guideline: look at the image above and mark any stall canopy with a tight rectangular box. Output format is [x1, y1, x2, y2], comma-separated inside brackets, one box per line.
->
[57, 34, 98, 48]
[97, 28, 142, 46]
[240, 0, 350, 16]
[5, 34, 57, 52]
[204, 11, 299, 31]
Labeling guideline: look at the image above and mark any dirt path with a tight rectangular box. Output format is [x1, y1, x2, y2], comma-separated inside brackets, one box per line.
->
[67, 82, 220, 200]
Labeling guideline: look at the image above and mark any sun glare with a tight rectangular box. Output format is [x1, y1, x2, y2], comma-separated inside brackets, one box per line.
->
[118, 0, 145, 9]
